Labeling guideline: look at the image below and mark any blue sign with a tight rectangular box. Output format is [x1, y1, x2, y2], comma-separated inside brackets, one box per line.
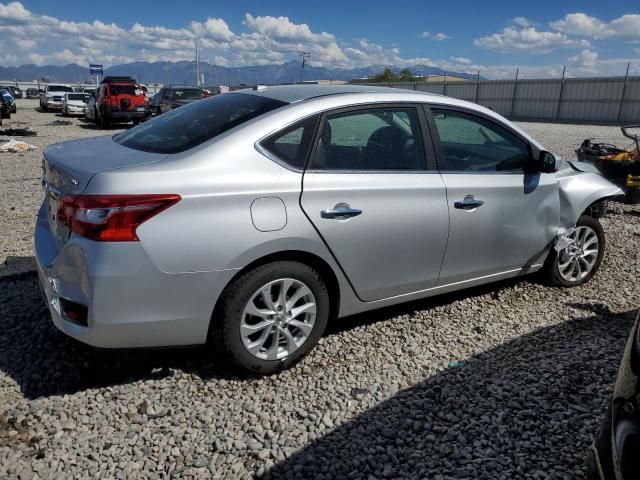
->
[89, 64, 103, 75]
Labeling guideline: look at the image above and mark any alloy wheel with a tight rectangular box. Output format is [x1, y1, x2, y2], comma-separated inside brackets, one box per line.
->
[240, 278, 317, 361]
[557, 226, 600, 282]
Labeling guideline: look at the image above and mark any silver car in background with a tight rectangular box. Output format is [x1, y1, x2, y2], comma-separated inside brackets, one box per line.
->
[36, 85, 623, 373]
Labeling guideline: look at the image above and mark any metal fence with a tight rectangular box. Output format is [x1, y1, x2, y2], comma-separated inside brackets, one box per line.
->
[357, 76, 640, 124]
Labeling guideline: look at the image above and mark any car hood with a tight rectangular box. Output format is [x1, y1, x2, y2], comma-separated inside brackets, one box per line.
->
[43, 135, 168, 195]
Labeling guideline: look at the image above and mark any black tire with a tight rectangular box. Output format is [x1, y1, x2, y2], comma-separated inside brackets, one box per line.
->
[543, 214, 605, 287]
[213, 261, 330, 374]
[132, 118, 141, 126]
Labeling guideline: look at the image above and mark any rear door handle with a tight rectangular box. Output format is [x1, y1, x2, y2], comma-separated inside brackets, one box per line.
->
[321, 203, 363, 220]
[454, 195, 484, 210]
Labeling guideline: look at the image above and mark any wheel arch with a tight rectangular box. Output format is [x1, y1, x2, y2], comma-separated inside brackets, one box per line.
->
[558, 172, 624, 232]
[209, 250, 342, 338]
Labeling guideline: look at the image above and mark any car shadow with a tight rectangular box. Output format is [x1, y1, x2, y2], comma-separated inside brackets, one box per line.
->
[0, 266, 631, 402]
[266, 307, 636, 479]
[0, 265, 531, 399]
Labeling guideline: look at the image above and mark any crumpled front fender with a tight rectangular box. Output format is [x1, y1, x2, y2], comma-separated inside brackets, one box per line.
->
[557, 171, 624, 233]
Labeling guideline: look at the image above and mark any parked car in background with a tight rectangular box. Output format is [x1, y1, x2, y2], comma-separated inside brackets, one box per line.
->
[36, 85, 623, 374]
[589, 309, 640, 480]
[0, 85, 22, 99]
[0, 88, 16, 114]
[25, 88, 40, 99]
[0, 94, 9, 124]
[151, 85, 203, 115]
[85, 76, 150, 127]
[40, 84, 74, 110]
[61, 92, 91, 116]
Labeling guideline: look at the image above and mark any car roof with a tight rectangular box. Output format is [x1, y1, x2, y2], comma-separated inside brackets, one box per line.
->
[238, 84, 440, 104]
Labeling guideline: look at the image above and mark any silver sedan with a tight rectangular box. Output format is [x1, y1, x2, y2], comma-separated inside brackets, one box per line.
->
[35, 85, 623, 373]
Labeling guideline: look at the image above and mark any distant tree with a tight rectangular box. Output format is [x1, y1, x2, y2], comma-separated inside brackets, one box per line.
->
[370, 68, 398, 83]
[39, 76, 49, 83]
[399, 68, 414, 81]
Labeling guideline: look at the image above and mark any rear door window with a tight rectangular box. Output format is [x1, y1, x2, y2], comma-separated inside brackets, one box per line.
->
[310, 107, 426, 171]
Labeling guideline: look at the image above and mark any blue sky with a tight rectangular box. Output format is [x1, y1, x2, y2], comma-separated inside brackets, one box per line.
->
[1, 1, 639, 78]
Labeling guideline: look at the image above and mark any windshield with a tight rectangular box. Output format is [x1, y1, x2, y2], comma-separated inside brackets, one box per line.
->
[169, 88, 203, 100]
[115, 93, 286, 154]
[67, 93, 89, 101]
[49, 85, 74, 92]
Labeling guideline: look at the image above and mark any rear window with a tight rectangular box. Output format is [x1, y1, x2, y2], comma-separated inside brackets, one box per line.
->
[169, 88, 203, 100]
[49, 85, 73, 92]
[115, 93, 287, 154]
[108, 84, 138, 96]
[67, 93, 88, 101]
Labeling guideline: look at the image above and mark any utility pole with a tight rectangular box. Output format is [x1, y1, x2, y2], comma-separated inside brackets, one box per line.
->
[617, 62, 631, 122]
[195, 40, 199, 87]
[298, 51, 310, 83]
[556, 65, 566, 120]
[509, 68, 519, 117]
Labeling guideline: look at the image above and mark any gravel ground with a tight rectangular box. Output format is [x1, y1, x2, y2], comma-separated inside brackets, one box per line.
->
[1, 100, 639, 479]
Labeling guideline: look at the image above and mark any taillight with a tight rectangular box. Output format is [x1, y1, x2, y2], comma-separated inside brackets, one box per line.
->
[57, 194, 180, 241]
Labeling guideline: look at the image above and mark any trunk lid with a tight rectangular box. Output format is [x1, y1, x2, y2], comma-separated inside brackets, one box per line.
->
[42, 135, 168, 247]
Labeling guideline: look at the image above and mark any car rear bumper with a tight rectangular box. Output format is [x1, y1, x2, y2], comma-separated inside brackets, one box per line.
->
[64, 105, 85, 114]
[34, 201, 236, 348]
[103, 108, 150, 120]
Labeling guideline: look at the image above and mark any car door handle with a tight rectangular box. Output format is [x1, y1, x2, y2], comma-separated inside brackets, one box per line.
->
[454, 195, 484, 210]
[320, 203, 363, 220]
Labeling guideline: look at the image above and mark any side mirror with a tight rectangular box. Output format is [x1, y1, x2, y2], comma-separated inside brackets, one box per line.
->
[539, 151, 558, 173]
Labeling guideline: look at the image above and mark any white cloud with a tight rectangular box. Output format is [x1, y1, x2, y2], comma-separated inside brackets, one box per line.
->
[190, 17, 233, 41]
[0, 1, 29, 23]
[475, 26, 590, 53]
[569, 49, 598, 67]
[512, 17, 531, 28]
[550, 13, 640, 39]
[243, 13, 334, 43]
[432, 33, 451, 41]
[419, 31, 450, 41]
[28, 53, 46, 65]
[450, 56, 472, 64]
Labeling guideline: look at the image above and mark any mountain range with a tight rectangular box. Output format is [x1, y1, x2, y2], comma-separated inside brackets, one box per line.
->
[0, 60, 479, 85]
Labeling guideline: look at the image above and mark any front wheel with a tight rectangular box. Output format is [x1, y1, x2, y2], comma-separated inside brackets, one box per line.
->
[214, 261, 330, 374]
[543, 215, 605, 287]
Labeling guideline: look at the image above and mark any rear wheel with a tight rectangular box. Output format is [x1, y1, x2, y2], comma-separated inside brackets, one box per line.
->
[543, 215, 605, 287]
[214, 261, 329, 374]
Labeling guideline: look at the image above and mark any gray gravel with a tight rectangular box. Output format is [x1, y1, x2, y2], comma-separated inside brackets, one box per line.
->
[1, 100, 639, 479]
